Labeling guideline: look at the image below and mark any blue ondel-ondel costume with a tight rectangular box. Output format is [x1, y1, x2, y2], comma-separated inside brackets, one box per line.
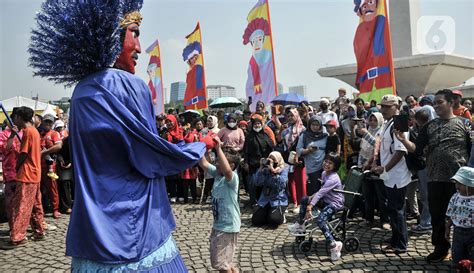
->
[29, 0, 205, 271]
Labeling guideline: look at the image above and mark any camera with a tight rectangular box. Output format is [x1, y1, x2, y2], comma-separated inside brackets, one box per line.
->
[260, 158, 270, 166]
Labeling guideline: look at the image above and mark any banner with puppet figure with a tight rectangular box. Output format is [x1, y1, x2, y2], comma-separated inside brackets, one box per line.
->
[146, 40, 165, 115]
[243, 0, 278, 111]
[182, 22, 208, 110]
[353, 0, 396, 103]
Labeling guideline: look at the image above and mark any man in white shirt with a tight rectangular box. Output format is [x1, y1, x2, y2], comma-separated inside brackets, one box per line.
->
[317, 98, 339, 128]
[371, 95, 411, 254]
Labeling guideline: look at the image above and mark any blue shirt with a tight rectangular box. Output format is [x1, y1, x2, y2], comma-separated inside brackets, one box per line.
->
[207, 165, 241, 233]
[254, 167, 289, 207]
[296, 134, 327, 174]
[66, 69, 205, 263]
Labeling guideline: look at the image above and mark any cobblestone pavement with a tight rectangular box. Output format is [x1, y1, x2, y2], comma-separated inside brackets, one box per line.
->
[0, 196, 452, 272]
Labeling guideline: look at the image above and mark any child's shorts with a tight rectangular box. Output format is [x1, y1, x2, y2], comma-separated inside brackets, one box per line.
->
[209, 228, 239, 271]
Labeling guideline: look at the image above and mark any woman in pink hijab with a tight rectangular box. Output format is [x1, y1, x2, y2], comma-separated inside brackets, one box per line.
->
[281, 108, 306, 213]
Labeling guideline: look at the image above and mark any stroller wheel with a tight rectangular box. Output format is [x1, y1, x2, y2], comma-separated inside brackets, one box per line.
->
[299, 240, 312, 253]
[295, 236, 305, 244]
[344, 237, 359, 252]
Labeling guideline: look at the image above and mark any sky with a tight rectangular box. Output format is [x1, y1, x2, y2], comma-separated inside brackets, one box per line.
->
[0, 0, 473, 103]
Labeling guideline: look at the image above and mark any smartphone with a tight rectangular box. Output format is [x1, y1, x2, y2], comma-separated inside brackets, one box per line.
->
[271, 105, 276, 116]
[393, 114, 409, 132]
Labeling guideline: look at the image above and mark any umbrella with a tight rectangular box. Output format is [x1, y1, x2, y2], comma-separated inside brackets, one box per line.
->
[178, 109, 201, 117]
[209, 97, 243, 108]
[271, 93, 308, 105]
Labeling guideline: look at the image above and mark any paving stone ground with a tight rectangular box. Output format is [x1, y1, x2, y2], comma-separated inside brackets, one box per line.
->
[0, 194, 452, 272]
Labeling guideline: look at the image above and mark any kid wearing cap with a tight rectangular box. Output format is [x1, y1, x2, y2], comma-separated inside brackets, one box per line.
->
[324, 120, 341, 156]
[445, 166, 474, 267]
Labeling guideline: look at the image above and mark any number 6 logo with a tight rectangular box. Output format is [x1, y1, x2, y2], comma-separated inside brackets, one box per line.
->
[417, 16, 455, 54]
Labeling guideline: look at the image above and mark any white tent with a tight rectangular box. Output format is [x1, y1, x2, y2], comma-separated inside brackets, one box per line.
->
[1, 96, 56, 112]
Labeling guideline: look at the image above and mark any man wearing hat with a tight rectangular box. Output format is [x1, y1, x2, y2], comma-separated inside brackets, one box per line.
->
[40, 113, 62, 219]
[371, 94, 411, 254]
[452, 90, 472, 122]
[317, 98, 339, 128]
[445, 166, 473, 267]
[396, 89, 471, 263]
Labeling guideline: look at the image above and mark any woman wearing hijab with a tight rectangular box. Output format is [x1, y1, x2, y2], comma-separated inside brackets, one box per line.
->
[164, 114, 184, 203]
[356, 112, 389, 227]
[243, 114, 274, 205]
[281, 108, 306, 213]
[251, 151, 289, 227]
[207, 115, 220, 135]
[340, 104, 358, 165]
[297, 116, 328, 196]
[217, 114, 245, 153]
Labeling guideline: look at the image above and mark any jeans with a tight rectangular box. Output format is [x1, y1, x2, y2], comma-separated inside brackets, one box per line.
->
[385, 185, 408, 250]
[428, 182, 456, 254]
[298, 197, 338, 244]
[248, 172, 261, 205]
[451, 227, 474, 265]
[416, 169, 431, 228]
[362, 176, 389, 224]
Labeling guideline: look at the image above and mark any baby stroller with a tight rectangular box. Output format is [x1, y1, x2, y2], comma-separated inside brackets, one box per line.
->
[292, 168, 364, 253]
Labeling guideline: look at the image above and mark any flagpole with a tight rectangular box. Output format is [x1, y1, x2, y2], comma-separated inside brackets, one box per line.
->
[384, 0, 397, 95]
[265, 0, 278, 97]
[197, 21, 208, 109]
[157, 40, 165, 113]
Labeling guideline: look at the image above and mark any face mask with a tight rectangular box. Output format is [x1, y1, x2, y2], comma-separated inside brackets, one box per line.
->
[228, 122, 236, 128]
[347, 111, 356, 118]
[253, 127, 262, 132]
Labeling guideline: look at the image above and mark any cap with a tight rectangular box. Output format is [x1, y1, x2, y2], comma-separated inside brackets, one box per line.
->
[43, 114, 56, 122]
[53, 120, 64, 129]
[451, 166, 474, 187]
[380, 95, 400, 106]
[324, 119, 338, 128]
[452, 89, 463, 97]
[320, 98, 330, 105]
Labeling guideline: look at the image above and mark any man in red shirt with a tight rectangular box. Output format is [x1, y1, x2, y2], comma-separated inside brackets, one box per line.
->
[452, 90, 472, 123]
[0, 108, 22, 222]
[40, 114, 63, 219]
[1, 106, 45, 249]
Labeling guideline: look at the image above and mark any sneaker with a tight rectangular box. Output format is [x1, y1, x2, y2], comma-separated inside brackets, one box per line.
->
[410, 224, 432, 234]
[381, 223, 391, 230]
[170, 197, 176, 203]
[292, 206, 300, 214]
[426, 251, 450, 263]
[30, 234, 46, 241]
[283, 214, 287, 224]
[65, 208, 72, 215]
[287, 222, 305, 234]
[178, 197, 185, 203]
[330, 241, 343, 261]
[53, 211, 61, 219]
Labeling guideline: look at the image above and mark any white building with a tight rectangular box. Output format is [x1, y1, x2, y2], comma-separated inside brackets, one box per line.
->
[207, 85, 236, 100]
[288, 85, 307, 97]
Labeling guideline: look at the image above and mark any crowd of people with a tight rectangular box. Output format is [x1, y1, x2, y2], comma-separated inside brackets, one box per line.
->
[1, 87, 473, 271]
[152, 87, 473, 268]
[0, 107, 72, 248]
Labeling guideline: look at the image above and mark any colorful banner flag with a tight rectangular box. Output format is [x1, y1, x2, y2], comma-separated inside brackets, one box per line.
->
[182, 22, 208, 110]
[353, 0, 397, 103]
[145, 40, 165, 115]
[243, 0, 277, 111]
